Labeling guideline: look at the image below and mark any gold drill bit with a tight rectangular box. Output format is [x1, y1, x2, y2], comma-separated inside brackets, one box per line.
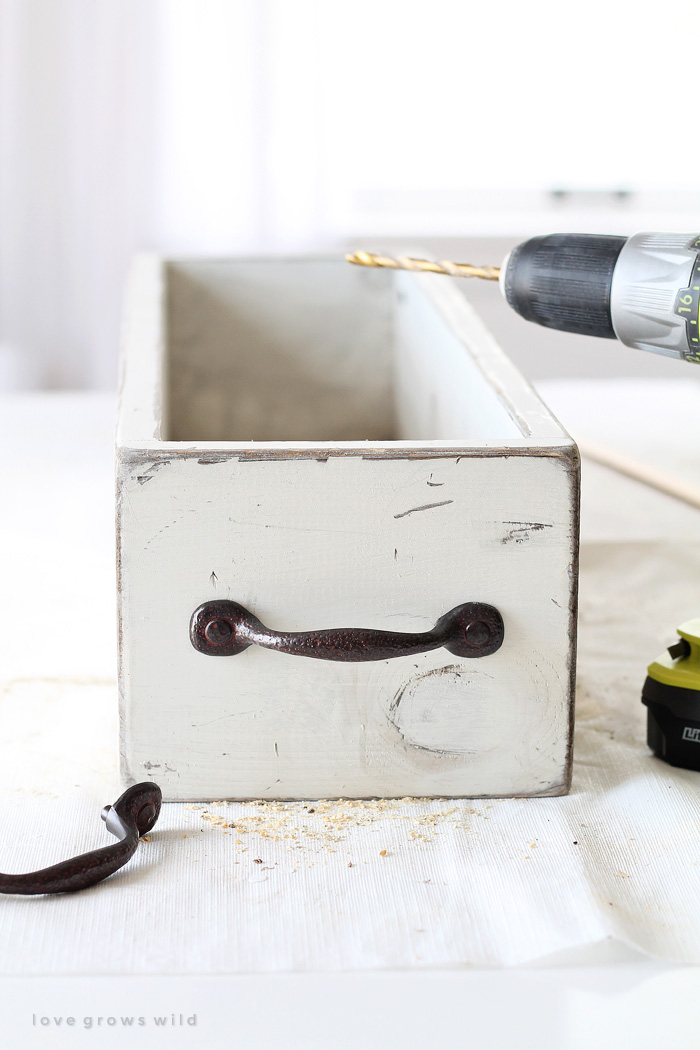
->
[346, 250, 500, 281]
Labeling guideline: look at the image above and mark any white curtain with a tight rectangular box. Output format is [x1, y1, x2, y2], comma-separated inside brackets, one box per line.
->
[0, 0, 326, 389]
[1, 0, 155, 388]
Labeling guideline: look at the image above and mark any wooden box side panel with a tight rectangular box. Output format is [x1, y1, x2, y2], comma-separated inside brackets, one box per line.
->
[393, 273, 524, 442]
[117, 451, 577, 800]
[404, 271, 576, 445]
[117, 254, 168, 448]
[165, 259, 396, 443]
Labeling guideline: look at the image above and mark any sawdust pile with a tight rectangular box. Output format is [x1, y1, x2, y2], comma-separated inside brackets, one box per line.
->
[187, 798, 489, 847]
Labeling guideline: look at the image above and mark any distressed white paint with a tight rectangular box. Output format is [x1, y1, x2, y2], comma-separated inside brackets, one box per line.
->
[117, 256, 579, 800]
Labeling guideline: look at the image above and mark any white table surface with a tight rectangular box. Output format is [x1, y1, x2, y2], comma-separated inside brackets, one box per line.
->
[2, 382, 700, 1047]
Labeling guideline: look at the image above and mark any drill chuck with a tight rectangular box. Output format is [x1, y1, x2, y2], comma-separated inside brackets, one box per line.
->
[501, 232, 700, 363]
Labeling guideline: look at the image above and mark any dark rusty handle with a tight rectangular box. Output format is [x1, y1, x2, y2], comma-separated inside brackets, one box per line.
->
[190, 600, 504, 662]
[0, 783, 162, 896]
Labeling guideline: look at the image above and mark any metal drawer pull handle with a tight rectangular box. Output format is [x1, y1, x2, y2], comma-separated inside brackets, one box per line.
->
[190, 600, 504, 661]
[0, 783, 162, 896]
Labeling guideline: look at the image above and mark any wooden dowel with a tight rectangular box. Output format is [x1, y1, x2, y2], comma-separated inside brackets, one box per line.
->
[578, 438, 700, 512]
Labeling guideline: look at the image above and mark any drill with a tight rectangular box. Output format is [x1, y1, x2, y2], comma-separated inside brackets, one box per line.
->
[500, 231, 700, 363]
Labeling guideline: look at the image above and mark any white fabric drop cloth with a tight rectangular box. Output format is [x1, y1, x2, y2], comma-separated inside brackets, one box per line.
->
[1, 383, 700, 973]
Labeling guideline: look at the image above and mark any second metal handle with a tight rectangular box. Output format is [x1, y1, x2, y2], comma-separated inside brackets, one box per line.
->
[0, 783, 161, 896]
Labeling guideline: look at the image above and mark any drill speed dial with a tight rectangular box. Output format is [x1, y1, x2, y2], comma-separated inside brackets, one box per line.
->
[673, 249, 700, 361]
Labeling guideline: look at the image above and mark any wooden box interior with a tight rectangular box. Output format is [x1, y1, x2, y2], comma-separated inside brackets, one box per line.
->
[163, 259, 523, 444]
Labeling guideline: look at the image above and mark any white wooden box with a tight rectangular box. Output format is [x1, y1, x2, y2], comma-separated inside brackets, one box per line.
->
[117, 256, 579, 801]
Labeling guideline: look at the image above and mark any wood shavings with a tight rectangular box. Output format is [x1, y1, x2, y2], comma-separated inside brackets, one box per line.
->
[203, 814, 228, 827]
[194, 797, 473, 852]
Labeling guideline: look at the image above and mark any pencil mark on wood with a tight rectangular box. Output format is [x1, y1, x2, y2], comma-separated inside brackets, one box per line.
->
[134, 460, 170, 484]
[500, 520, 553, 544]
[191, 710, 258, 728]
[143, 516, 183, 549]
[394, 500, 454, 519]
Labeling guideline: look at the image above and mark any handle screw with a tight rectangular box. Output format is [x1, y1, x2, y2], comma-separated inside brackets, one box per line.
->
[204, 618, 233, 645]
[465, 621, 490, 647]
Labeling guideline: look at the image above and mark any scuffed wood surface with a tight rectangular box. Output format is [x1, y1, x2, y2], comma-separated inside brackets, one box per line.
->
[118, 452, 576, 798]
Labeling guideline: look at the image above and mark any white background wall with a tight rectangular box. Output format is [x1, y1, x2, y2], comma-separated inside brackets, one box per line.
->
[1, 0, 700, 388]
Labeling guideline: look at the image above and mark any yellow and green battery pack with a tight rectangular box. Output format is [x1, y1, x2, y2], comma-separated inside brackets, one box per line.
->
[642, 619, 700, 770]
